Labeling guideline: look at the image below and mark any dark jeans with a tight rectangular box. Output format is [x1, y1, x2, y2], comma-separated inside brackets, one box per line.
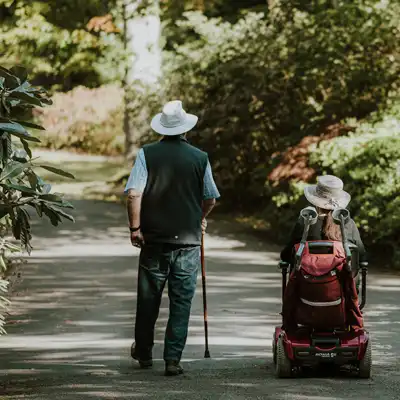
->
[134, 243, 200, 362]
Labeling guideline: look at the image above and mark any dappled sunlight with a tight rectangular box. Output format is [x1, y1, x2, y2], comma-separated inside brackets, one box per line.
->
[371, 278, 400, 286]
[206, 249, 278, 264]
[2, 198, 400, 399]
[278, 396, 345, 400]
[369, 285, 400, 292]
[203, 235, 246, 250]
[187, 335, 270, 347]
[222, 382, 259, 388]
[76, 392, 147, 398]
[27, 200, 280, 265]
[205, 272, 281, 284]
[0, 333, 130, 350]
[240, 296, 281, 304]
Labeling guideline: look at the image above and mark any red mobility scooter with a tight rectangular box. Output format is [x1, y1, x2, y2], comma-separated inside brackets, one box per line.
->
[272, 206, 371, 378]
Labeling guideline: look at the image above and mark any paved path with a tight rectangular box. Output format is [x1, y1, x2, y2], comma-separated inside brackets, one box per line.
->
[0, 199, 399, 399]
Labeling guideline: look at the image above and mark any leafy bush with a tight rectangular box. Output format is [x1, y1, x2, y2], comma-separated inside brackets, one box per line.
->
[310, 102, 400, 263]
[271, 100, 400, 266]
[128, 1, 400, 266]
[34, 84, 124, 155]
[0, 0, 124, 91]
[0, 65, 75, 333]
[139, 1, 400, 207]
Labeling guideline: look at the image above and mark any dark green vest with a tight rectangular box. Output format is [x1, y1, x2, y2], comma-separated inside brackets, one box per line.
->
[141, 136, 208, 245]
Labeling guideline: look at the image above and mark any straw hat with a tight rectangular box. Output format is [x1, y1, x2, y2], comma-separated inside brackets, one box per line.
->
[304, 175, 351, 210]
[151, 100, 198, 136]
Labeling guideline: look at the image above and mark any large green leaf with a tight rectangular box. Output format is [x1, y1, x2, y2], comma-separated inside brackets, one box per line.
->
[11, 214, 21, 240]
[15, 120, 45, 131]
[0, 122, 40, 142]
[0, 162, 28, 181]
[38, 193, 64, 203]
[10, 66, 28, 84]
[0, 66, 19, 89]
[39, 194, 74, 209]
[37, 96, 53, 106]
[12, 133, 40, 143]
[17, 208, 32, 254]
[41, 204, 61, 227]
[1, 183, 37, 195]
[26, 170, 38, 190]
[20, 139, 33, 158]
[4, 242, 21, 252]
[28, 202, 43, 217]
[0, 121, 28, 135]
[7, 91, 43, 107]
[46, 204, 75, 223]
[0, 206, 9, 220]
[39, 165, 75, 179]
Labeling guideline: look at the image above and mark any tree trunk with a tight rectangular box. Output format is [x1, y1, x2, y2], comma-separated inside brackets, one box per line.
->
[123, 0, 161, 161]
[194, 0, 204, 11]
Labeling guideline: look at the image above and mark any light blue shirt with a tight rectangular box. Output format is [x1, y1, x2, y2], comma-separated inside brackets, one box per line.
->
[124, 148, 221, 200]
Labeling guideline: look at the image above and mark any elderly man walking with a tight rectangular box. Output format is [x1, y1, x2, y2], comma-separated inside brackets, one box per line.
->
[124, 100, 220, 376]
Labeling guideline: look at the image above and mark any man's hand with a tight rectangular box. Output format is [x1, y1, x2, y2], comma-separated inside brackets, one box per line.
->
[130, 230, 144, 248]
[201, 218, 207, 234]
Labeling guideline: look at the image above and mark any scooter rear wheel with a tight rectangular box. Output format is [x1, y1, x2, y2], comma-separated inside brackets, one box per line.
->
[276, 335, 292, 378]
[359, 338, 372, 379]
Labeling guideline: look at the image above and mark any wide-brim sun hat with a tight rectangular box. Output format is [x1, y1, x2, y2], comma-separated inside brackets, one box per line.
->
[304, 175, 351, 210]
[151, 100, 198, 136]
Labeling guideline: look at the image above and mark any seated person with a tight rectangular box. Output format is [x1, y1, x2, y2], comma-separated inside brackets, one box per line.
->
[280, 175, 366, 332]
[280, 175, 367, 264]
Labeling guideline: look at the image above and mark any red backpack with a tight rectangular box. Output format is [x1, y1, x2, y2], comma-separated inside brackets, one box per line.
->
[291, 241, 348, 329]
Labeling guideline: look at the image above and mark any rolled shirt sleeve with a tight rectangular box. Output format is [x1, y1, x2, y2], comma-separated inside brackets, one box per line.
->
[203, 160, 220, 200]
[124, 149, 148, 194]
[124, 150, 220, 200]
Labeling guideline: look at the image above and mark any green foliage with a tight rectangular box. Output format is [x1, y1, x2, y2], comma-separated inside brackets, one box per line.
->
[161, 0, 268, 49]
[133, 0, 400, 266]
[0, 0, 124, 90]
[272, 100, 400, 266]
[310, 102, 400, 261]
[0, 65, 75, 333]
[140, 0, 400, 207]
[34, 84, 124, 155]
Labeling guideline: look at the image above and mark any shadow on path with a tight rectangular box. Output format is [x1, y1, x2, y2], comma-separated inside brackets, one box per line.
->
[0, 200, 399, 399]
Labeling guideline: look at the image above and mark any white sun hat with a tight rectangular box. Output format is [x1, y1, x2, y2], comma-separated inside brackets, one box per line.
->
[150, 100, 198, 136]
[304, 175, 351, 210]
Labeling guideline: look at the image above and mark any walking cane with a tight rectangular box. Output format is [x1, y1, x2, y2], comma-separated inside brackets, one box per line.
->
[201, 232, 211, 358]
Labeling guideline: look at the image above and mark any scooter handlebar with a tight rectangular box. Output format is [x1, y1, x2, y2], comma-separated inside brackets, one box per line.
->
[332, 208, 351, 225]
[300, 206, 318, 225]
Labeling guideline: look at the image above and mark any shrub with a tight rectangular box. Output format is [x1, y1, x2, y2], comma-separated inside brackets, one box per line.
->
[271, 100, 400, 266]
[0, 65, 75, 333]
[310, 102, 400, 264]
[0, 0, 124, 91]
[138, 1, 400, 206]
[127, 1, 400, 266]
[34, 84, 124, 155]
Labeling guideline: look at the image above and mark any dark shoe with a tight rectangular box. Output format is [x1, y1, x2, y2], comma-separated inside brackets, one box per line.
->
[165, 360, 184, 376]
[131, 342, 153, 369]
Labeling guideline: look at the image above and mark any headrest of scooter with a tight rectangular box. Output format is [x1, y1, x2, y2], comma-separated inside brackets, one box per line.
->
[332, 208, 351, 225]
[300, 206, 318, 225]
